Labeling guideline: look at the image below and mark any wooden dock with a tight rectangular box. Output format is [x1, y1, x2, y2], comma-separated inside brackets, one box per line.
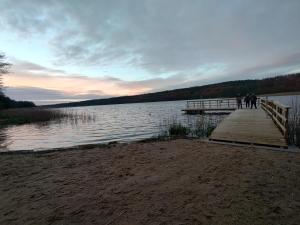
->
[209, 99, 290, 148]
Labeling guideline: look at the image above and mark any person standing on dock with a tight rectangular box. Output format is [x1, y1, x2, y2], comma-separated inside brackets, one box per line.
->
[244, 94, 250, 108]
[250, 93, 257, 109]
[236, 94, 243, 109]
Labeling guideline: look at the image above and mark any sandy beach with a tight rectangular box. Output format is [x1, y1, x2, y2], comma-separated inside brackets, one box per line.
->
[0, 139, 300, 225]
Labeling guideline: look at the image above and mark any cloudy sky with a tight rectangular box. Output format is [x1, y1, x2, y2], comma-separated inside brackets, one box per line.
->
[1, 0, 300, 105]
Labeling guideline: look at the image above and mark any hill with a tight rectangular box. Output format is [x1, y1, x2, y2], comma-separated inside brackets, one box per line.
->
[48, 73, 300, 108]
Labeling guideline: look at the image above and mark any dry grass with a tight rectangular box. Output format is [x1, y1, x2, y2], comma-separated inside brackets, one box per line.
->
[0, 108, 95, 126]
[288, 97, 300, 146]
[158, 115, 224, 139]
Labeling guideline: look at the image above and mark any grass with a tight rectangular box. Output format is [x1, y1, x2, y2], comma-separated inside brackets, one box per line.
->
[157, 115, 222, 140]
[169, 123, 190, 136]
[0, 108, 64, 125]
[288, 97, 300, 146]
[190, 116, 218, 137]
[0, 108, 95, 126]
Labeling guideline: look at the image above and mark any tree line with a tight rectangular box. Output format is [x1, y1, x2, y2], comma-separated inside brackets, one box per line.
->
[0, 54, 35, 109]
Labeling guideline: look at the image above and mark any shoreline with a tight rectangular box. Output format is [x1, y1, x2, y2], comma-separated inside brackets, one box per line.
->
[1, 136, 299, 155]
[0, 136, 184, 155]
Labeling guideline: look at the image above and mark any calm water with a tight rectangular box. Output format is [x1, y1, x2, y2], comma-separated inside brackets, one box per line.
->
[0, 100, 210, 151]
[0, 95, 298, 152]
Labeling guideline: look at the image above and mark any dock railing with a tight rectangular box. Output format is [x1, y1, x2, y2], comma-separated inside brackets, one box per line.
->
[261, 98, 290, 140]
[186, 98, 260, 111]
[186, 98, 237, 110]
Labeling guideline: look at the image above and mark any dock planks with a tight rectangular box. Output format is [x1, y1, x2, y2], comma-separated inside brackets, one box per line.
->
[209, 108, 287, 148]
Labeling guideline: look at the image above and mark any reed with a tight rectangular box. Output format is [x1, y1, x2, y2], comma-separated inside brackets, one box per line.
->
[288, 97, 300, 146]
[158, 115, 222, 139]
[0, 108, 96, 126]
[168, 123, 190, 136]
[190, 116, 218, 137]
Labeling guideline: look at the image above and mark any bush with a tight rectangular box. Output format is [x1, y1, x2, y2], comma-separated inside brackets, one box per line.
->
[159, 115, 221, 139]
[169, 123, 190, 136]
[206, 125, 216, 137]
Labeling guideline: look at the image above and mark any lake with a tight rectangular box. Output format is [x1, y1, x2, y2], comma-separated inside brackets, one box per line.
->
[0, 95, 298, 152]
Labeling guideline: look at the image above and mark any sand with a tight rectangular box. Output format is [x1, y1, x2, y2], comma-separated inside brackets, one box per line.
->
[0, 139, 300, 225]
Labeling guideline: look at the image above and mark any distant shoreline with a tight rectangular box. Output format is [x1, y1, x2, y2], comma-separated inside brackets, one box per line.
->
[43, 73, 300, 108]
[259, 91, 300, 97]
[41, 91, 300, 108]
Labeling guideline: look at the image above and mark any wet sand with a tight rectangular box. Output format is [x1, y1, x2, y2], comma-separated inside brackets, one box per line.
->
[0, 139, 300, 225]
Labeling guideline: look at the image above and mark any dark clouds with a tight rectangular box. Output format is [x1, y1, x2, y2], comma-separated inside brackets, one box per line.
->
[1, 0, 300, 74]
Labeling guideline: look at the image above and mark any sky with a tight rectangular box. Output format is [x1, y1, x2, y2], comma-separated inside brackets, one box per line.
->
[1, 0, 300, 105]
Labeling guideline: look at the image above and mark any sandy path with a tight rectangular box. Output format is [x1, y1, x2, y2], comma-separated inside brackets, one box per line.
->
[0, 139, 300, 225]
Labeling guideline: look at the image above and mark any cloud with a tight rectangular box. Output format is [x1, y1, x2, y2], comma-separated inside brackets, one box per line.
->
[4, 86, 109, 105]
[3, 51, 300, 105]
[1, 0, 300, 104]
[3, 68, 186, 96]
[1, 0, 300, 75]
[3, 60, 187, 103]
[12, 60, 66, 74]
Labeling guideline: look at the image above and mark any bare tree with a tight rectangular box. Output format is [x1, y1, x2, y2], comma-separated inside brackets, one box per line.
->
[0, 53, 11, 95]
